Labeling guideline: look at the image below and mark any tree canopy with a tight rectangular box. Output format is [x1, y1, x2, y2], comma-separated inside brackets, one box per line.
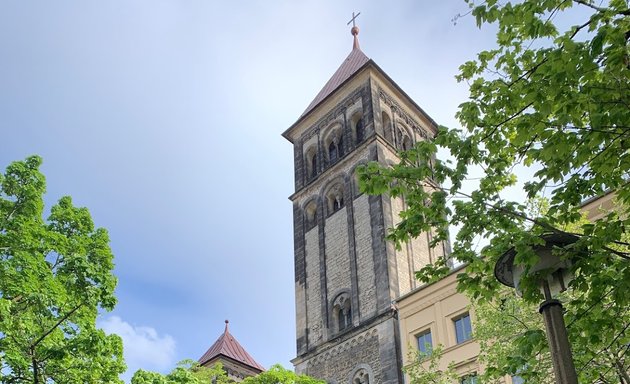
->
[0, 156, 125, 383]
[241, 364, 325, 384]
[132, 360, 232, 384]
[360, 0, 629, 381]
[132, 363, 325, 384]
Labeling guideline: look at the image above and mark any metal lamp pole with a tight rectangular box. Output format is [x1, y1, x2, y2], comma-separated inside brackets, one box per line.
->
[495, 233, 580, 384]
[539, 281, 578, 384]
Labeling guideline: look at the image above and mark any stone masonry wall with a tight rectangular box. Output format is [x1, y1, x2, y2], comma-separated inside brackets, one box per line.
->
[352, 194, 376, 320]
[325, 209, 350, 303]
[305, 328, 382, 384]
[295, 317, 402, 384]
[410, 231, 432, 282]
[390, 196, 411, 296]
[305, 226, 323, 346]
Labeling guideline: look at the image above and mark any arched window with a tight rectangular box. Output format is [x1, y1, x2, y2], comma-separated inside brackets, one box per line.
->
[332, 293, 352, 332]
[382, 112, 393, 143]
[328, 140, 338, 163]
[355, 118, 364, 143]
[396, 126, 412, 151]
[326, 185, 345, 215]
[304, 201, 318, 230]
[326, 129, 344, 164]
[402, 135, 412, 151]
[308, 152, 317, 179]
[333, 195, 344, 211]
[396, 128, 403, 148]
[337, 135, 344, 157]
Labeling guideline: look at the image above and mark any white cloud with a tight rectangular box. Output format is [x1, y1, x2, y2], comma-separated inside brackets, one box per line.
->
[99, 316, 176, 382]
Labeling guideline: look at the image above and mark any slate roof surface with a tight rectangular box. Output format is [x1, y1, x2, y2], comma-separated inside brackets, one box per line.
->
[301, 46, 370, 117]
[198, 322, 265, 372]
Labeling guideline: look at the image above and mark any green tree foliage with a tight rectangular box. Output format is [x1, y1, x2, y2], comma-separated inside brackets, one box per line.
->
[132, 363, 323, 384]
[472, 288, 552, 383]
[360, 0, 629, 381]
[242, 364, 325, 384]
[132, 361, 232, 384]
[404, 346, 458, 384]
[0, 156, 125, 383]
[472, 209, 630, 383]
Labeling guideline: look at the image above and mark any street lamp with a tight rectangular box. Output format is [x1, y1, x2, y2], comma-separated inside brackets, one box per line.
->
[494, 233, 580, 384]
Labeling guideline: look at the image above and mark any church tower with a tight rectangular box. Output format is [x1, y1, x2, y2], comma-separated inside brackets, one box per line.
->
[283, 20, 447, 384]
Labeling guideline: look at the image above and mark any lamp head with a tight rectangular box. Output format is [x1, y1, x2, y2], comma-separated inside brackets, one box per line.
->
[495, 233, 580, 297]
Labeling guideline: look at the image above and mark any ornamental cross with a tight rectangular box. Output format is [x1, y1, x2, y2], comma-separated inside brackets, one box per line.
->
[347, 11, 361, 27]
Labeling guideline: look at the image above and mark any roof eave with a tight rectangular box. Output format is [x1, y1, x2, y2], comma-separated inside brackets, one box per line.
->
[200, 353, 265, 373]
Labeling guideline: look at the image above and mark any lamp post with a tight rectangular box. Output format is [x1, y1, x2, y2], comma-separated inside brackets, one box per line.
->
[494, 233, 580, 384]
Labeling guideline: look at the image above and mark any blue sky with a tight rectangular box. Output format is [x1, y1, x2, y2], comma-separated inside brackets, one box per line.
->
[1, 1, 499, 381]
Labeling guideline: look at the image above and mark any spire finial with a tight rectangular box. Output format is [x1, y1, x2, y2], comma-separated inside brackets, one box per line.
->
[224, 319, 229, 332]
[347, 11, 361, 50]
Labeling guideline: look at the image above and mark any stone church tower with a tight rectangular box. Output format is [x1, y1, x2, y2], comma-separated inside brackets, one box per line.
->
[283, 24, 447, 384]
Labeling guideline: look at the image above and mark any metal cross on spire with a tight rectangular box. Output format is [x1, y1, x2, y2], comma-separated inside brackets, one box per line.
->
[347, 11, 361, 27]
[347, 11, 361, 49]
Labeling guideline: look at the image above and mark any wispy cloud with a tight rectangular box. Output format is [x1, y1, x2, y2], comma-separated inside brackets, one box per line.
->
[99, 316, 176, 382]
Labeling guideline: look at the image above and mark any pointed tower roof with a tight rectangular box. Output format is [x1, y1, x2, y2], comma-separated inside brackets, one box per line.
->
[198, 320, 265, 372]
[300, 25, 369, 117]
[283, 15, 439, 144]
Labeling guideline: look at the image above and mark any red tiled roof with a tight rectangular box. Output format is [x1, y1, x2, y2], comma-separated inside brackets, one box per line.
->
[300, 47, 370, 117]
[198, 321, 265, 372]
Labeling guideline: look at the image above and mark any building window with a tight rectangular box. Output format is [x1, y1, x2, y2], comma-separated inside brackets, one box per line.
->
[329, 140, 338, 163]
[326, 185, 345, 215]
[310, 154, 317, 178]
[304, 147, 318, 181]
[382, 112, 393, 143]
[338, 135, 344, 157]
[333, 196, 344, 211]
[416, 330, 433, 355]
[454, 313, 473, 344]
[355, 118, 364, 143]
[325, 126, 344, 165]
[332, 293, 352, 333]
[338, 305, 351, 331]
[402, 135, 412, 151]
[460, 375, 478, 384]
[304, 201, 318, 231]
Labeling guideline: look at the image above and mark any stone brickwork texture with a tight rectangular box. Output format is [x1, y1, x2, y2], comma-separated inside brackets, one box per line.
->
[325, 209, 351, 302]
[305, 328, 382, 384]
[353, 194, 377, 320]
[305, 227, 323, 346]
[390, 195, 412, 295]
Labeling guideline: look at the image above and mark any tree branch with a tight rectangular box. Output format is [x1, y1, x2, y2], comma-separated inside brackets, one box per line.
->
[614, 357, 630, 384]
[30, 303, 83, 349]
[480, 102, 534, 142]
[573, 0, 630, 15]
